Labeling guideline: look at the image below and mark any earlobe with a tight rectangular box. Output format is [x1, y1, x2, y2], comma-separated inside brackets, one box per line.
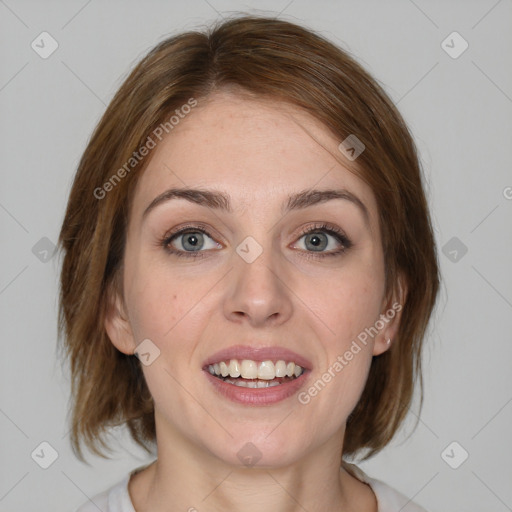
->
[104, 284, 135, 355]
[373, 273, 408, 356]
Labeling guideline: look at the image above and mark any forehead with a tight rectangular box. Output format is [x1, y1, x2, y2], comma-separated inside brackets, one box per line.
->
[131, 91, 378, 225]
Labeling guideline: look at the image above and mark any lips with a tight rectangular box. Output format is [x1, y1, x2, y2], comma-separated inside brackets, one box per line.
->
[202, 344, 312, 405]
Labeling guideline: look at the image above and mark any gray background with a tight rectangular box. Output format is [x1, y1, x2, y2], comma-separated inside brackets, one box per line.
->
[1, 1, 511, 511]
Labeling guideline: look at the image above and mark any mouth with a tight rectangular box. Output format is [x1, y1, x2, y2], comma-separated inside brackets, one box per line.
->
[206, 358, 305, 388]
[202, 345, 311, 405]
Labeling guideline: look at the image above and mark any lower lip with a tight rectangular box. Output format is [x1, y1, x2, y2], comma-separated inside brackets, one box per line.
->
[204, 370, 310, 405]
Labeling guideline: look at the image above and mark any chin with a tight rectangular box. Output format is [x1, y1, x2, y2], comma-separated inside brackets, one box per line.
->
[204, 429, 311, 469]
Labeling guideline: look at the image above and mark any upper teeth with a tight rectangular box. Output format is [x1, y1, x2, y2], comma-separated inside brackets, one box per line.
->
[208, 359, 304, 380]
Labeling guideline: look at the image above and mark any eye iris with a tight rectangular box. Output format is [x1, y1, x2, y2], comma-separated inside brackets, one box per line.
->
[183, 232, 203, 251]
[305, 233, 327, 251]
[171, 228, 341, 255]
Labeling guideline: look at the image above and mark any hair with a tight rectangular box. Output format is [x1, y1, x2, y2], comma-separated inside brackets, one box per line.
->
[58, 14, 440, 463]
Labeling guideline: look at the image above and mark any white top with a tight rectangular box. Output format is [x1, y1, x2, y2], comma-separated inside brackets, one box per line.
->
[75, 463, 428, 512]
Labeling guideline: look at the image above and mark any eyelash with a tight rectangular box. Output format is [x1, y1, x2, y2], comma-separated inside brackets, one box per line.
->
[161, 222, 352, 260]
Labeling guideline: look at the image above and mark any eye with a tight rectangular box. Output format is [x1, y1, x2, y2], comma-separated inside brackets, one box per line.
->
[161, 222, 352, 260]
[162, 224, 221, 258]
[293, 223, 352, 258]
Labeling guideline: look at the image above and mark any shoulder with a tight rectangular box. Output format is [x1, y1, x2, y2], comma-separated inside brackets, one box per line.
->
[345, 463, 429, 512]
[74, 488, 110, 512]
[367, 477, 429, 512]
[74, 473, 133, 512]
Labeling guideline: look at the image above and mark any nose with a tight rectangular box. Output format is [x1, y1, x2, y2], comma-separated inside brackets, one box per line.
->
[223, 245, 293, 328]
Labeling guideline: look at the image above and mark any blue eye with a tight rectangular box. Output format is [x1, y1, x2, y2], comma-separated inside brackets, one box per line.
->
[163, 226, 220, 258]
[296, 228, 350, 254]
[162, 222, 352, 259]
[294, 223, 352, 259]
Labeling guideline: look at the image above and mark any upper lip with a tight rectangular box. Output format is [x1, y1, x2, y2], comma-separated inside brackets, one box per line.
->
[202, 344, 312, 370]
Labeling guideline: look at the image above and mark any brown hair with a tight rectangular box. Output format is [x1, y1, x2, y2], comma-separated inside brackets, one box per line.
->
[58, 15, 440, 463]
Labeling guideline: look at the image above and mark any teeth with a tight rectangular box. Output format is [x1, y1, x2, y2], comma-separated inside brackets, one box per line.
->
[224, 378, 282, 388]
[207, 359, 305, 380]
[228, 359, 241, 378]
[240, 360, 258, 379]
[257, 360, 275, 380]
[275, 360, 287, 377]
[219, 361, 229, 377]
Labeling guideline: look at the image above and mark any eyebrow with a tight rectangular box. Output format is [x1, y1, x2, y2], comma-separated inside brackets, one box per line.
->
[142, 187, 370, 226]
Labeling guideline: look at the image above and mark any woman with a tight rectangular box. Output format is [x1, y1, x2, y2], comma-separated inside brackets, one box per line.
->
[59, 15, 440, 512]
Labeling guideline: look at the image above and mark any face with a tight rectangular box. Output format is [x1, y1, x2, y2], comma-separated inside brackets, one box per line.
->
[106, 91, 404, 468]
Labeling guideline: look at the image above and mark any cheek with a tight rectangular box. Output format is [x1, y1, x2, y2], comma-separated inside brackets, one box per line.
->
[339, 286, 382, 344]
[296, 264, 383, 415]
[123, 255, 184, 344]
[124, 272, 204, 406]
[124, 257, 217, 357]
[128, 286, 186, 345]
[319, 264, 385, 348]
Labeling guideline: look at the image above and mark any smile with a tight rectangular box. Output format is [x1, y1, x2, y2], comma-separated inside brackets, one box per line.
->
[208, 359, 305, 388]
[202, 345, 312, 405]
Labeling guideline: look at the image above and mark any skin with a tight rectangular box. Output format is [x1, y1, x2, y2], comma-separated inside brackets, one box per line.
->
[106, 90, 406, 512]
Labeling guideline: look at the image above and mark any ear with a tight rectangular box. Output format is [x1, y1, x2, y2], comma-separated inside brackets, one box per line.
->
[104, 282, 136, 355]
[372, 272, 408, 356]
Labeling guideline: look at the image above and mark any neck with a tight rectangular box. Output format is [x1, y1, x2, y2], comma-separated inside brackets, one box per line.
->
[129, 418, 377, 512]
